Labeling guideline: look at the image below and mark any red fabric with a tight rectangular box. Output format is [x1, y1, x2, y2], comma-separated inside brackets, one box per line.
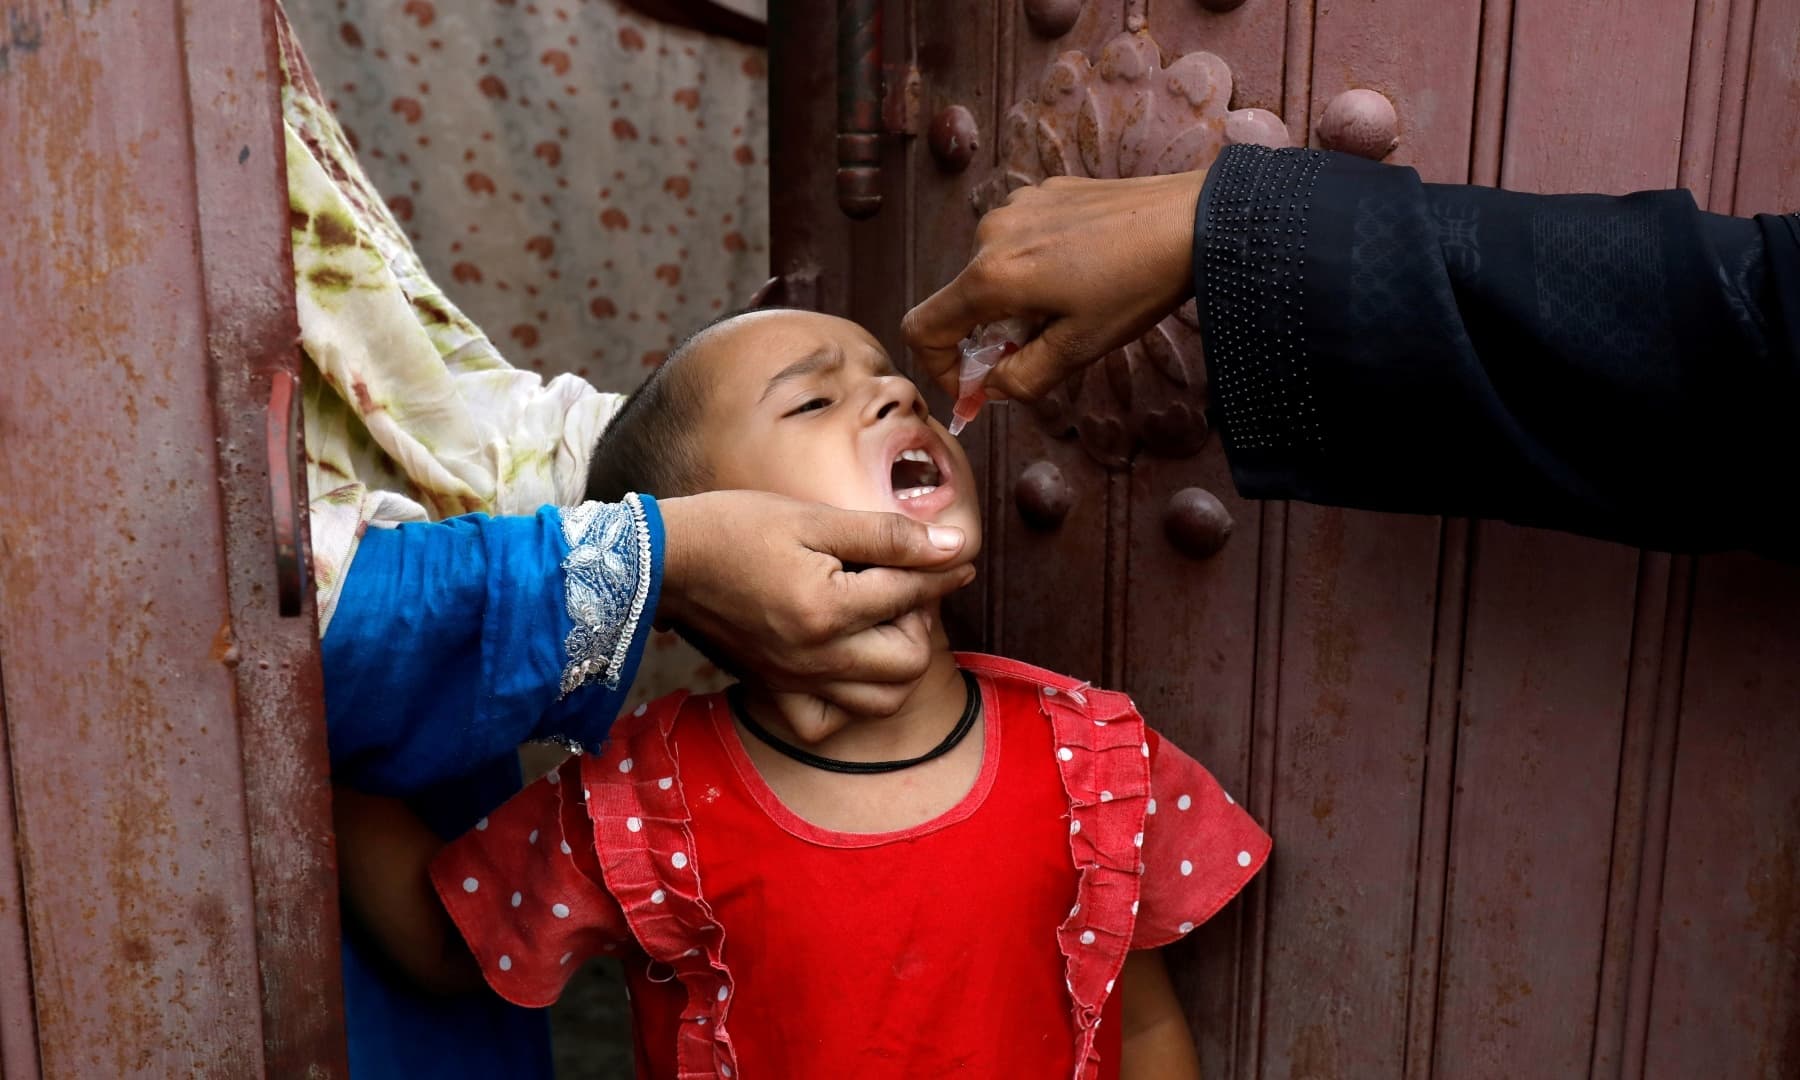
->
[432, 654, 1271, 1078]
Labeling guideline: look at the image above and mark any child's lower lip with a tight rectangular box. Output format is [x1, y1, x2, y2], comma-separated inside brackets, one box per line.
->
[890, 477, 956, 518]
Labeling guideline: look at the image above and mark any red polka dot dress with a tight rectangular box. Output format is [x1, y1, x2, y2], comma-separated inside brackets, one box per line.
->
[433, 654, 1270, 1078]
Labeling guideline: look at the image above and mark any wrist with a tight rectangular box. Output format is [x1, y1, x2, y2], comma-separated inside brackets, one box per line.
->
[651, 494, 701, 628]
[1159, 169, 1205, 303]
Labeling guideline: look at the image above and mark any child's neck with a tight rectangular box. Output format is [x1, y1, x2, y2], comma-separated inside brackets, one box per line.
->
[737, 618, 966, 763]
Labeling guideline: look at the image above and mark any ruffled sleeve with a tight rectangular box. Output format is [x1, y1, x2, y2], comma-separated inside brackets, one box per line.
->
[430, 756, 633, 1008]
[1131, 728, 1270, 949]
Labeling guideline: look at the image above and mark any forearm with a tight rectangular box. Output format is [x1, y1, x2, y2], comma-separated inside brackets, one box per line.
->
[1197, 143, 1799, 558]
[332, 788, 481, 995]
[322, 498, 661, 793]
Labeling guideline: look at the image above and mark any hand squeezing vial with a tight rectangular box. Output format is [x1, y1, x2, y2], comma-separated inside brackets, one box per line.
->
[948, 319, 1035, 436]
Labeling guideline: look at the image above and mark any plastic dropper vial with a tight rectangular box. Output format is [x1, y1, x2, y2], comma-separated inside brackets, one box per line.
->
[948, 319, 1034, 436]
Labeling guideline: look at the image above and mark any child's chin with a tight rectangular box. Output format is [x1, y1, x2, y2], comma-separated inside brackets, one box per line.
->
[929, 503, 983, 557]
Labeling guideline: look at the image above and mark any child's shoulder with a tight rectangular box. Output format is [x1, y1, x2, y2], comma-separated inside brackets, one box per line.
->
[955, 652, 1143, 722]
[608, 687, 711, 736]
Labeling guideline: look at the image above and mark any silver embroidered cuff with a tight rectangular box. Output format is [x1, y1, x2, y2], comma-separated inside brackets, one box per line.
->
[558, 494, 654, 697]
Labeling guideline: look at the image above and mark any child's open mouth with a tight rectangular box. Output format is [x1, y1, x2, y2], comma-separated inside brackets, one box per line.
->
[890, 447, 943, 502]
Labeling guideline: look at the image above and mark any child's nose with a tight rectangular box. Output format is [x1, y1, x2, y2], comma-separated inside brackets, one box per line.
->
[870, 377, 927, 423]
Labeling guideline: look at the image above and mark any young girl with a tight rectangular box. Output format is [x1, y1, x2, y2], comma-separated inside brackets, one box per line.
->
[337, 308, 1270, 1078]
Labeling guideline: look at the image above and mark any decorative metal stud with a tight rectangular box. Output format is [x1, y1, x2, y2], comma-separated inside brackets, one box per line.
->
[1024, 0, 1084, 37]
[1316, 88, 1398, 160]
[1163, 487, 1233, 559]
[928, 105, 980, 172]
[1015, 461, 1075, 530]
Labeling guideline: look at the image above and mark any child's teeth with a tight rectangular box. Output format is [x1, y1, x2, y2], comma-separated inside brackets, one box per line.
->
[896, 485, 939, 501]
[898, 448, 932, 463]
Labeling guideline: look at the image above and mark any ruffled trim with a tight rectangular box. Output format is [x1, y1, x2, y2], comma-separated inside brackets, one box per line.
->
[955, 654, 1148, 1080]
[582, 697, 742, 1079]
[559, 495, 653, 697]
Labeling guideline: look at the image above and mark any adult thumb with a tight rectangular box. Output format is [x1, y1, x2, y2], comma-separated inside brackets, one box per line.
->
[808, 504, 969, 569]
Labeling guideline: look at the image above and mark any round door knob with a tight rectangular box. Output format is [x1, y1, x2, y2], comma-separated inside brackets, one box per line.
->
[929, 106, 981, 173]
[1015, 461, 1074, 530]
[1163, 487, 1233, 559]
[1023, 0, 1083, 37]
[1317, 88, 1398, 160]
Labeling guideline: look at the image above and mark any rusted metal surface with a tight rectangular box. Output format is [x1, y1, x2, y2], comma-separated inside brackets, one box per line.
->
[267, 371, 306, 618]
[773, 0, 1800, 1075]
[1646, 556, 1800, 1079]
[0, 672, 42, 1079]
[0, 0, 271, 1071]
[881, 61, 922, 136]
[0, 0, 345, 1074]
[769, 0, 853, 316]
[835, 0, 883, 217]
[1730, 0, 1800, 214]
[903, 0, 1003, 650]
[186, 1, 347, 1073]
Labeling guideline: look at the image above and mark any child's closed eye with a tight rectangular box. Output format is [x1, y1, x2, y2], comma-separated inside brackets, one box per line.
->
[784, 396, 833, 417]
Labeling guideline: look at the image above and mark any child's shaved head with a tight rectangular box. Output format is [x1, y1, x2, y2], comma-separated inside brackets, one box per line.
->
[583, 317, 730, 502]
[583, 307, 981, 556]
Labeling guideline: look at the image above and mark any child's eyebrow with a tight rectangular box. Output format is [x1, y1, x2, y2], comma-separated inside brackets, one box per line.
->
[759, 348, 842, 401]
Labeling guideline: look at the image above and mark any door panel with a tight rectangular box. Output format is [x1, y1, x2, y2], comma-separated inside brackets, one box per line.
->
[1646, 556, 1800, 1080]
[769, 0, 1800, 1074]
[0, 0, 345, 1073]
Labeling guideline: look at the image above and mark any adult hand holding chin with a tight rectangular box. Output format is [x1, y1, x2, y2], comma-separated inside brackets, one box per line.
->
[655, 491, 974, 730]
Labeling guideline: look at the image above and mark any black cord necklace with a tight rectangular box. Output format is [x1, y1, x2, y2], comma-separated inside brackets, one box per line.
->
[730, 670, 981, 775]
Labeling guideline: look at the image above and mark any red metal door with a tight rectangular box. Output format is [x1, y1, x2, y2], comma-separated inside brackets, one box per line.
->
[769, 0, 1800, 1075]
[0, 0, 346, 1074]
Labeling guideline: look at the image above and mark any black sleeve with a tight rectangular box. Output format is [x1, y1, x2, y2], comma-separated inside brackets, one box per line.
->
[1194, 144, 1800, 559]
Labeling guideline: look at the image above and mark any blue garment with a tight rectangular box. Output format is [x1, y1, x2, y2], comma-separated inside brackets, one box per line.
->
[322, 498, 665, 1079]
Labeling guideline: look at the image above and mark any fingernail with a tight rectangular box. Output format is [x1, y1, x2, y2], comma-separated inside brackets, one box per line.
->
[927, 526, 964, 551]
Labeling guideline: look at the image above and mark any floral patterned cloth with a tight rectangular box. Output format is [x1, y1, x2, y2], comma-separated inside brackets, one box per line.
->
[282, 0, 762, 702]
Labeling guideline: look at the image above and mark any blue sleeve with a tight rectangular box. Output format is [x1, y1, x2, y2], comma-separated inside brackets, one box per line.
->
[321, 496, 665, 795]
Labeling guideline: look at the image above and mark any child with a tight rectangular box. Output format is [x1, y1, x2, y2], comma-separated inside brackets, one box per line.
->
[339, 309, 1270, 1078]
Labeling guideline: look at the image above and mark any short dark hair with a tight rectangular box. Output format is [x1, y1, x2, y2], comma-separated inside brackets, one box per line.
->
[585, 308, 785, 502]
